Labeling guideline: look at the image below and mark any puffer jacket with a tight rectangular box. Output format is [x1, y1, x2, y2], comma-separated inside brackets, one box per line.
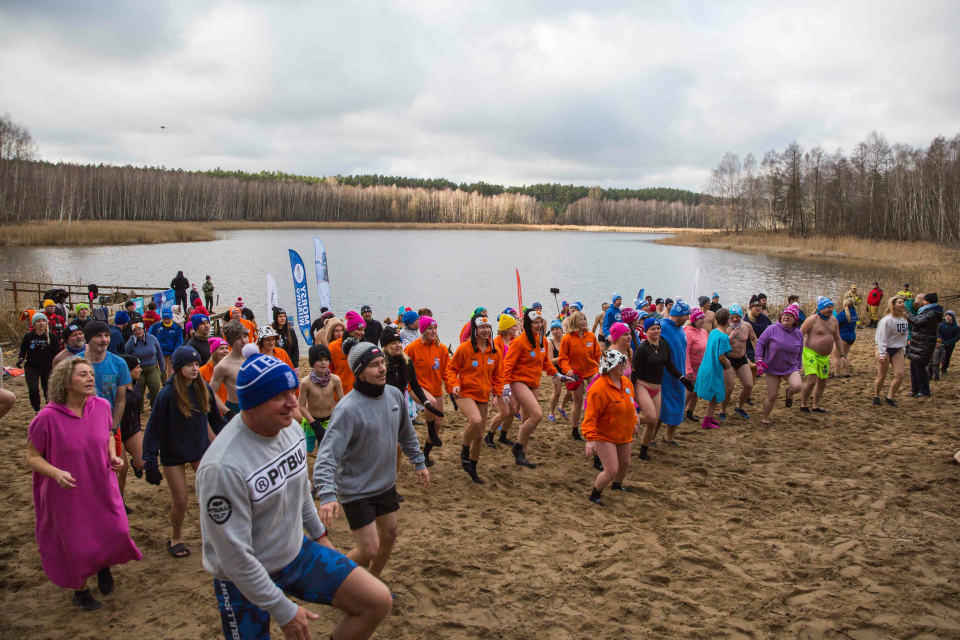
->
[906, 304, 944, 362]
[149, 320, 184, 355]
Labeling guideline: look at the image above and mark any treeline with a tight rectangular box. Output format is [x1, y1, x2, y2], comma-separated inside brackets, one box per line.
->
[0, 159, 712, 228]
[705, 130, 960, 242]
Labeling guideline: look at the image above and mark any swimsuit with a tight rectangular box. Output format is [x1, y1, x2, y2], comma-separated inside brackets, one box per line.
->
[728, 354, 750, 371]
[802, 346, 830, 379]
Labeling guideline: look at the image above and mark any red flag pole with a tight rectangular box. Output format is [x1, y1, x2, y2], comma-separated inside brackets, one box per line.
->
[516, 269, 523, 310]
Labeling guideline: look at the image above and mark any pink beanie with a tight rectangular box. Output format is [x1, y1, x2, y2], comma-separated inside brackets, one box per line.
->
[782, 303, 800, 320]
[419, 316, 437, 333]
[608, 322, 630, 343]
[345, 310, 366, 333]
[690, 308, 705, 324]
[208, 337, 227, 351]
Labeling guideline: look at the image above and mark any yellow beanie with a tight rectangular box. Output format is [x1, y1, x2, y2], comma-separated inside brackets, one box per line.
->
[498, 314, 518, 332]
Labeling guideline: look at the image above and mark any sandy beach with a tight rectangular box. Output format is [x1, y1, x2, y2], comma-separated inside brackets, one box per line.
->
[1, 343, 958, 639]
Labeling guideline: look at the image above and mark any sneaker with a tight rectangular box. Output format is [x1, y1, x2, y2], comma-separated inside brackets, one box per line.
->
[559, 408, 568, 419]
[547, 414, 556, 422]
[884, 398, 898, 407]
[872, 397, 881, 406]
[734, 407, 750, 419]
[746, 398, 754, 406]
[514, 413, 521, 420]
[662, 439, 682, 446]
[916, 393, 931, 398]
[718, 412, 727, 421]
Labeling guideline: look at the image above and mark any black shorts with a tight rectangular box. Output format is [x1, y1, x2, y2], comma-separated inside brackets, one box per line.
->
[729, 355, 750, 371]
[120, 419, 141, 442]
[341, 485, 400, 530]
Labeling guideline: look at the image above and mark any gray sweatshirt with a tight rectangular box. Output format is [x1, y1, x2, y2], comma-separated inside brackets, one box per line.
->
[313, 384, 425, 506]
[196, 415, 325, 627]
[875, 314, 909, 354]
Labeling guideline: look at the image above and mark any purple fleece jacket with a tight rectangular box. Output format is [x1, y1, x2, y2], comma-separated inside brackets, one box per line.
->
[755, 322, 803, 376]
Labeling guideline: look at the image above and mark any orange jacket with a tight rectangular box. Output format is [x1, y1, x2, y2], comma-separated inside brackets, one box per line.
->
[228, 309, 257, 343]
[200, 361, 229, 403]
[581, 374, 636, 444]
[404, 338, 449, 397]
[446, 340, 504, 402]
[558, 330, 601, 378]
[328, 338, 355, 394]
[263, 347, 299, 396]
[502, 332, 557, 388]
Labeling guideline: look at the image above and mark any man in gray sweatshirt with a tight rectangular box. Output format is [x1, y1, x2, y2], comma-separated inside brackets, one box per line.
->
[314, 340, 429, 580]
[197, 352, 392, 640]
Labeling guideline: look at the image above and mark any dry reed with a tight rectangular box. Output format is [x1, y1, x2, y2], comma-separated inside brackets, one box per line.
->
[0, 221, 217, 246]
[210, 221, 718, 234]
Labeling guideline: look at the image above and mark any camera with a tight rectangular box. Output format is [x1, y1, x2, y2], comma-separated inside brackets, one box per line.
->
[550, 287, 560, 294]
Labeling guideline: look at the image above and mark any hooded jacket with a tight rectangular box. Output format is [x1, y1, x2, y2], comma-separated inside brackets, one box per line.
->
[149, 320, 184, 355]
[939, 312, 959, 346]
[906, 304, 944, 362]
[170, 272, 190, 294]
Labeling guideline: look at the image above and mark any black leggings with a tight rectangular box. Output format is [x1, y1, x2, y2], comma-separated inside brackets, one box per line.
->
[175, 291, 188, 310]
[944, 343, 955, 372]
[25, 364, 52, 411]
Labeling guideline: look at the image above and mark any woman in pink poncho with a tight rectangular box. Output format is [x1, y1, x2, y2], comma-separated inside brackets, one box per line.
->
[26, 358, 142, 611]
[684, 308, 710, 422]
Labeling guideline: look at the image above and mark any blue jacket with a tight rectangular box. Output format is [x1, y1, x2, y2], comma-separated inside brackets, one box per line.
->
[149, 321, 184, 356]
[835, 308, 858, 342]
[601, 305, 623, 338]
[108, 326, 125, 355]
[938, 317, 959, 346]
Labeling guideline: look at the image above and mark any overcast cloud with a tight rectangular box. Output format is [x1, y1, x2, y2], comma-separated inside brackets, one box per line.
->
[2, 0, 958, 191]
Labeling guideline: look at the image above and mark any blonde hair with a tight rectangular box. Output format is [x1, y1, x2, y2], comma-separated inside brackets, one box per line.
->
[842, 298, 854, 323]
[324, 318, 346, 345]
[888, 296, 905, 318]
[49, 357, 92, 405]
[565, 311, 587, 334]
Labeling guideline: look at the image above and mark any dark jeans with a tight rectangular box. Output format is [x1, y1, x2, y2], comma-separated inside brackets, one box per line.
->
[205, 295, 214, 310]
[175, 291, 188, 310]
[944, 343, 955, 372]
[910, 359, 931, 396]
[25, 364, 52, 411]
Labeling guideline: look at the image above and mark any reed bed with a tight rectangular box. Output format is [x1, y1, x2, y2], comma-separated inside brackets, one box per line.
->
[0, 221, 216, 246]
[210, 221, 716, 234]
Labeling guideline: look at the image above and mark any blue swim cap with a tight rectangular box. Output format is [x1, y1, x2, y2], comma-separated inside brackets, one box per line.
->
[729, 304, 744, 317]
[549, 319, 563, 330]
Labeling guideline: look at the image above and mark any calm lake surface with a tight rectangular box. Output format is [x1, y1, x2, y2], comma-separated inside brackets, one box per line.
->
[1, 229, 872, 335]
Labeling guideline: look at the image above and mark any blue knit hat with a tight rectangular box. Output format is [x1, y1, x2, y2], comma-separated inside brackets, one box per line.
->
[172, 345, 201, 372]
[532, 302, 542, 310]
[162, 308, 173, 320]
[402, 310, 419, 326]
[817, 296, 834, 313]
[191, 313, 209, 326]
[549, 319, 563, 330]
[729, 304, 744, 317]
[670, 298, 691, 316]
[115, 310, 130, 325]
[643, 317, 659, 332]
[612, 293, 622, 304]
[573, 301, 583, 310]
[236, 353, 300, 410]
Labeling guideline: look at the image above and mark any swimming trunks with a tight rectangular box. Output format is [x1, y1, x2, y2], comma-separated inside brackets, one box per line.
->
[802, 346, 829, 379]
[225, 400, 240, 415]
[341, 485, 400, 531]
[729, 355, 750, 371]
[213, 535, 357, 640]
[305, 416, 330, 452]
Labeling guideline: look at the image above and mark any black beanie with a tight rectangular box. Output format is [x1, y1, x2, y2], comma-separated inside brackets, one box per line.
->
[309, 343, 332, 366]
[925, 292, 938, 304]
[380, 325, 401, 348]
[83, 320, 111, 342]
[120, 354, 140, 371]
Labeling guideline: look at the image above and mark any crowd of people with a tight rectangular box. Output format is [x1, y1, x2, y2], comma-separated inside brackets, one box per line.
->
[4, 271, 956, 639]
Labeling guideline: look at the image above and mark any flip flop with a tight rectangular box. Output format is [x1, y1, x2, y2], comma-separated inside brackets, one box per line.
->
[166, 539, 190, 559]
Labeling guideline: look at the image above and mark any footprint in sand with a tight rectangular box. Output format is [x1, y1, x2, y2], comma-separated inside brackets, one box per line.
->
[785, 588, 825, 606]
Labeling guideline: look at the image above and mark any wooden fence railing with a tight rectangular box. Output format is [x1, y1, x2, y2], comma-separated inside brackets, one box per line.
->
[2, 280, 170, 309]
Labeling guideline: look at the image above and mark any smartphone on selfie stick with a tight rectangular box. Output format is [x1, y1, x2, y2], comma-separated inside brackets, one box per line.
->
[550, 287, 561, 315]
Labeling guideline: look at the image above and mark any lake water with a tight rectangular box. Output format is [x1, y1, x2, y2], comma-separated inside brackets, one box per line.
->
[0, 229, 873, 336]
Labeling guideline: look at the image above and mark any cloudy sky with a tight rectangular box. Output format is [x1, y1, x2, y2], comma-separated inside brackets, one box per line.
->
[2, 0, 958, 191]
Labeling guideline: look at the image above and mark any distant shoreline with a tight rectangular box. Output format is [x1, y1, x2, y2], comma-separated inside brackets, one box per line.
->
[0, 220, 717, 247]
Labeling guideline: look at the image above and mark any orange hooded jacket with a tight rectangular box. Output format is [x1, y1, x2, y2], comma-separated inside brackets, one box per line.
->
[580, 374, 636, 444]
[328, 337, 355, 394]
[446, 340, 503, 402]
[404, 338, 449, 397]
[502, 331, 556, 389]
[558, 330, 601, 379]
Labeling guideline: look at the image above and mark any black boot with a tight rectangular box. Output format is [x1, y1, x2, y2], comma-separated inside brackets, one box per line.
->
[97, 567, 114, 595]
[498, 431, 516, 446]
[685, 409, 696, 422]
[484, 431, 497, 449]
[462, 457, 484, 484]
[593, 455, 604, 471]
[588, 487, 604, 506]
[571, 426, 584, 441]
[638, 445, 651, 461]
[611, 482, 633, 493]
[422, 441, 435, 467]
[512, 443, 536, 468]
[73, 589, 103, 611]
[426, 421, 442, 446]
